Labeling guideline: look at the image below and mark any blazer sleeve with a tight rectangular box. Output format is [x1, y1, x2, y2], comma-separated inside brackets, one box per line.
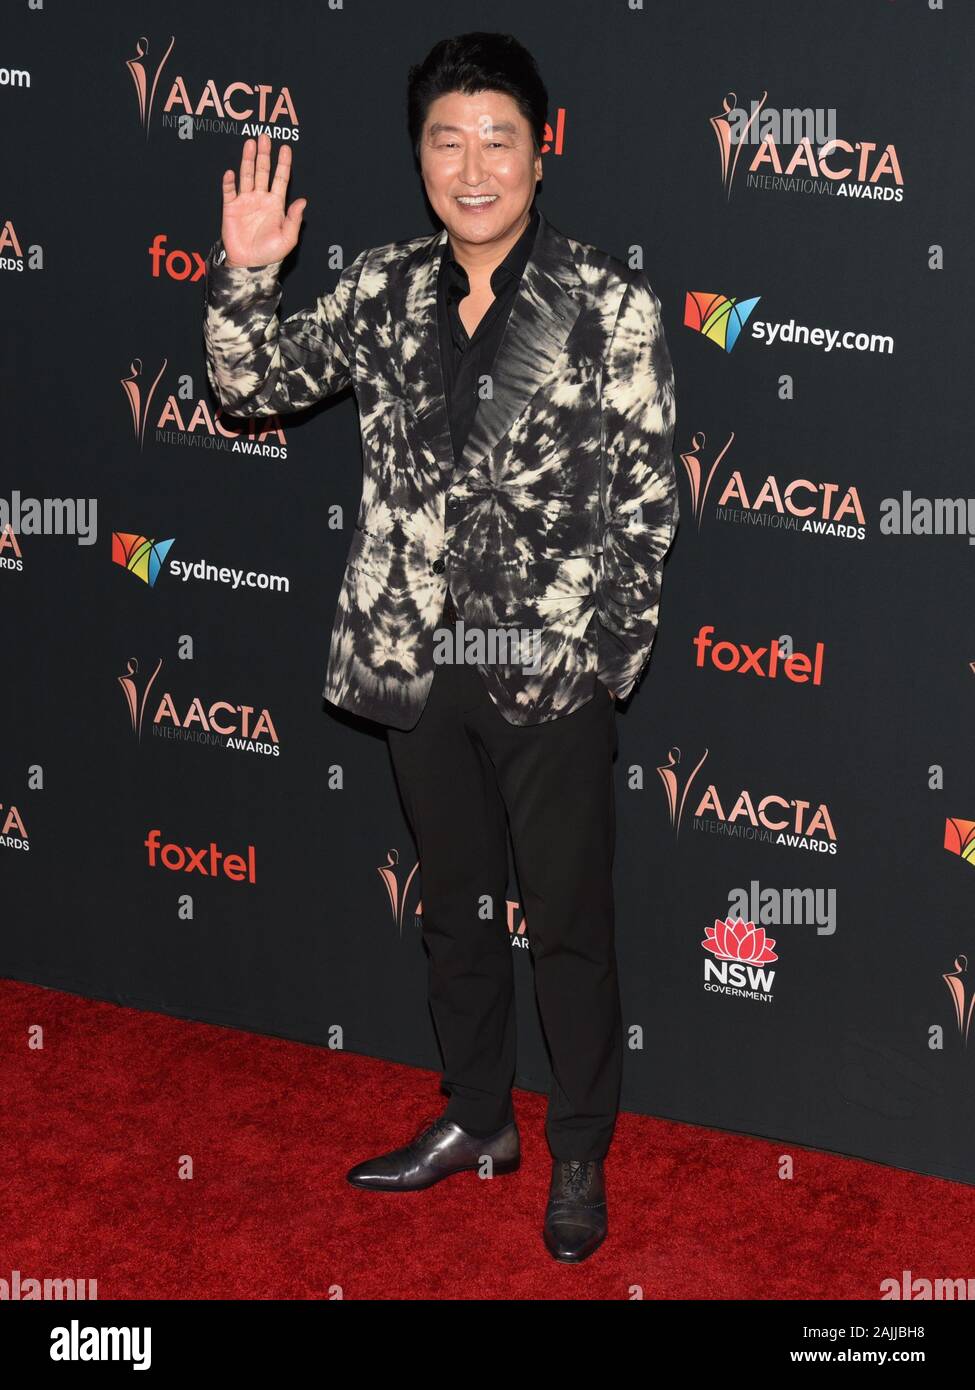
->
[594, 271, 679, 700]
[202, 235, 368, 417]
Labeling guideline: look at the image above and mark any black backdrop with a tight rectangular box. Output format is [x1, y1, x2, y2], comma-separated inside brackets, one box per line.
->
[5, 0, 975, 1188]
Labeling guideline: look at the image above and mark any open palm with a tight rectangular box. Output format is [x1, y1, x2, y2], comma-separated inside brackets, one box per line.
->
[219, 132, 306, 269]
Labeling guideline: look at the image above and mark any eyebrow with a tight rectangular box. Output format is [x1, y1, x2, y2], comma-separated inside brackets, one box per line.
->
[427, 120, 519, 137]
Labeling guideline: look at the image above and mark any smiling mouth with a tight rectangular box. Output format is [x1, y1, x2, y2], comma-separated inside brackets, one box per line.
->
[455, 194, 499, 206]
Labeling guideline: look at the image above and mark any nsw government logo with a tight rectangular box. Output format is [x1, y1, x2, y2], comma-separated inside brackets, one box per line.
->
[702, 916, 778, 1002]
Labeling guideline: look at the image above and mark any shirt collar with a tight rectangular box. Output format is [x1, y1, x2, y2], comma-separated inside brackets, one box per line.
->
[441, 204, 540, 298]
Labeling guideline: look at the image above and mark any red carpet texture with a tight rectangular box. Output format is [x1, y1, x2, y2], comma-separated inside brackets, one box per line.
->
[2, 976, 973, 1301]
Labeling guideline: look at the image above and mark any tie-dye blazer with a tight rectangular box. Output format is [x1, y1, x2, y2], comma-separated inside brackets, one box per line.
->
[202, 208, 679, 729]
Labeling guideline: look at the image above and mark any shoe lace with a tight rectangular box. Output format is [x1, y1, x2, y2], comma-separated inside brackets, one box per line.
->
[562, 1160, 593, 1197]
[407, 1116, 451, 1151]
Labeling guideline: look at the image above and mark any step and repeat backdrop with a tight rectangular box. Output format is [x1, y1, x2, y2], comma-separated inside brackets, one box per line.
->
[4, 0, 974, 1187]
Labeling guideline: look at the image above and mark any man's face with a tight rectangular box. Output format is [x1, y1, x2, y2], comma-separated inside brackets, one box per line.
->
[419, 89, 542, 250]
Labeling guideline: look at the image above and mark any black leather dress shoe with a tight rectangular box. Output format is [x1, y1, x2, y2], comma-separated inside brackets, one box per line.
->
[543, 1158, 607, 1262]
[346, 1114, 520, 1191]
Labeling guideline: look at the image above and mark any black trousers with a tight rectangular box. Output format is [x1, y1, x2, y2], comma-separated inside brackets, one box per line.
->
[386, 589, 623, 1161]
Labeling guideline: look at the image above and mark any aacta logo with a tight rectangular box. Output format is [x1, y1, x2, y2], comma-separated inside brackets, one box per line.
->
[1, 218, 25, 270]
[126, 35, 174, 137]
[145, 829, 256, 883]
[679, 430, 735, 529]
[711, 90, 904, 203]
[657, 748, 837, 853]
[113, 532, 174, 587]
[125, 35, 298, 141]
[693, 784, 837, 853]
[152, 687, 280, 756]
[715, 466, 866, 541]
[118, 658, 281, 754]
[943, 955, 975, 1047]
[945, 956, 973, 1045]
[684, 292, 760, 352]
[658, 745, 710, 835]
[378, 849, 529, 945]
[118, 657, 163, 740]
[0, 522, 24, 572]
[702, 917, 778, 1000]
[679, 432, 866, 541]
[1, 803, 29, 852]
[693, 626, 826, 685]
[120, 355, 286, 455]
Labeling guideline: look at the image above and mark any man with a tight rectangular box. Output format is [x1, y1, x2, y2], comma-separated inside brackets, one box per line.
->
[203, 32, 678, 1263]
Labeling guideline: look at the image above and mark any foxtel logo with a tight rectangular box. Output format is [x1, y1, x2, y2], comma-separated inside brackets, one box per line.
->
[693, 626, 825, 684]
[144, 829, 256, 883]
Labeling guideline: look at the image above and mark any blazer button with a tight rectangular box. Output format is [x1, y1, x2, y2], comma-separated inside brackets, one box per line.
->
[431, 557, 445, 574]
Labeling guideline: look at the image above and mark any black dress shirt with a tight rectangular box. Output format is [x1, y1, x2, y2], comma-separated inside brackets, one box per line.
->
[437, 205, 539, 465]
[437, 206, 539, 625]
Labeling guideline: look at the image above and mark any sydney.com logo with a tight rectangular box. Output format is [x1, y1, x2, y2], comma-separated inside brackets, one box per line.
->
[684, 292, 894, 356]
[111, 532, 290, 594]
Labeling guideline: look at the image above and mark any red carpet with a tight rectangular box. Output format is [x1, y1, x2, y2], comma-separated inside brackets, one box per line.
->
[2, 975, 972, 1300]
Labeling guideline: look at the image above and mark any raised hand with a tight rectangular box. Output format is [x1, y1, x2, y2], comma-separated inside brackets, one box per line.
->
[219, 132, 306, 269]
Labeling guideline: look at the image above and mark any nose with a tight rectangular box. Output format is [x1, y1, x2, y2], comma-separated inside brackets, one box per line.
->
[459, 143, 489, 187]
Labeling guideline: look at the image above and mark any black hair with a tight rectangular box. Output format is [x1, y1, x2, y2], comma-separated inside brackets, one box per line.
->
[407, 32, 549, 162]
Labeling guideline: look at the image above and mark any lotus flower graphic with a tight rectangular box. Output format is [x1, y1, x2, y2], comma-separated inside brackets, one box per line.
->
[702, 917, 778, 963]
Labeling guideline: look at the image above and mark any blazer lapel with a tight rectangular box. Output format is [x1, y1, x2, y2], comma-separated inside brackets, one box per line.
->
[401, 226, 454, 481]
[398, 209, 582, 486]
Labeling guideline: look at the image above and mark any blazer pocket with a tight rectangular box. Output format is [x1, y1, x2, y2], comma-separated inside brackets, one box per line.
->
[344, 523, 382, 571]
[526, 552, 598, 605]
